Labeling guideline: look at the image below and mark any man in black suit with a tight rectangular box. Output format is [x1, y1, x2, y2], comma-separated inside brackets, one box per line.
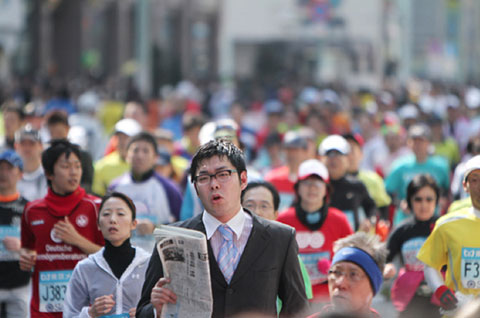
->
[136, 139, 308, 318]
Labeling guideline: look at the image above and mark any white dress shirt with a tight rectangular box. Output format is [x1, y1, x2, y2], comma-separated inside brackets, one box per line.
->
[202, 207, 253, 262]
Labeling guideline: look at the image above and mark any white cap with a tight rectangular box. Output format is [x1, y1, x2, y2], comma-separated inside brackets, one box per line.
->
[114, 118, 142, 137]
[319, 135, 350, 156]
[68, 125, 88, 150]
[446, 94, 460, 109]
[464, 155, 480, 182]
[298, 159, 329, 183]
[466, 87, 480, 109]
[398, 104, 419, 120]
[298, 87, 321, 105]
[322, 89, 340, 105]
[418, 95, 435, 113]
[77, 91, 99, 112]
[198, 121, 216, 145]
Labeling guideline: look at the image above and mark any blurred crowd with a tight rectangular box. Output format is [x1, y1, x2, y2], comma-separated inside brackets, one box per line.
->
[2, 75, 480, 317]
[2, 78, 479, 212]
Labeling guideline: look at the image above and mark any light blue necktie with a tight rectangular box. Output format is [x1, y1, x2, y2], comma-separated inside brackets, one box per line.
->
[217, 224, 240, 283]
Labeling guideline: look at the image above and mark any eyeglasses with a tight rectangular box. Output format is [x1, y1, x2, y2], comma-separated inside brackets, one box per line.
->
[413, 196, 435, 203]
[243, 202, 274, 212]
[194, 169, 237, 185]
[328, 268, 366, 283]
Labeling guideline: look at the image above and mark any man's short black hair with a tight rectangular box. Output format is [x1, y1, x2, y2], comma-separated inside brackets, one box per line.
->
[42, 139, 82, 186]
[190, 139, 246, 182]
[126, 131, 158, 154]
[46, 110, 69, 127]
[241, 180, 280, 211]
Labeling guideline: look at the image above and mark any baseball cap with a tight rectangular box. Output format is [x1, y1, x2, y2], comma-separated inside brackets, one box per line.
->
[198, 121, 216, 145]
[153, 128, 174, 142]
[466, 87, 480, 109]
[321, 89, 340, 105]
[463, 155, 480, 182]
[15, 125, 41, 143]
[379, 91, 393, 105]
[0, 150, 23, 170]
[77, 91, 99, 112]
[264, 99, 283, 114]
[156, 148, 171, 166]
[446, 94, 460, 109]
[213, 118, 238, 141]
[343, 133, 364, 147]
[114, 118, 142, 137]
[319, 135, 350, 156]
[283, 130, 308, 149]
[298, 159, 329, 183]
[398, 104, 419, 120]
[408, 123, 431, 140]
[298, 87, 321, 105]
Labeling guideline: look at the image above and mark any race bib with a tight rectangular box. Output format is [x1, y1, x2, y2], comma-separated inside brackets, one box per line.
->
[0, 225, 20, 261]
[342, 210, 356, 230]
[299, 251, 330, 285]
[39, 270, 72, 312]
[401, 237, 426, 271]
[461, 247, 480, 289]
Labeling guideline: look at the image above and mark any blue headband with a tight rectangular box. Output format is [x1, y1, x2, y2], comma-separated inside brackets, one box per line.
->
[331, 247, 383, 295]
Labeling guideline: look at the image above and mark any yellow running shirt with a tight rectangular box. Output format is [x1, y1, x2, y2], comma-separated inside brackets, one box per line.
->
[417, 207, 480, 296]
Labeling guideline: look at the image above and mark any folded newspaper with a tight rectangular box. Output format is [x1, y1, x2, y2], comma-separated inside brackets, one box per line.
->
[154, 225, 213, 318]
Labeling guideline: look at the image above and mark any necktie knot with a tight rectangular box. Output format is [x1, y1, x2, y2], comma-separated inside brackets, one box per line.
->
[218, 224, 234, 241]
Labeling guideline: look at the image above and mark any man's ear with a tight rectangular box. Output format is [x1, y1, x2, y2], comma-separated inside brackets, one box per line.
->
[45, 172, 53, 182]
[464, 180, 470, 194]
[240, 171, 248, 190]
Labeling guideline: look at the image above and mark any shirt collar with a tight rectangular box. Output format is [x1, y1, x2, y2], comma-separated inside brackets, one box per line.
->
[472, 206, 480, 218]
[202, 207, 246, 240]
[22, 165, 44, 180]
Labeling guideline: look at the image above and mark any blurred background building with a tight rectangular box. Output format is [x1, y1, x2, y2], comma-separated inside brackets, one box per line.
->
[1, 0, 480, 97]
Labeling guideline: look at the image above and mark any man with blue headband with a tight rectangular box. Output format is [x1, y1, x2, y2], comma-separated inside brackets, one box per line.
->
[308, 232, 387, 317]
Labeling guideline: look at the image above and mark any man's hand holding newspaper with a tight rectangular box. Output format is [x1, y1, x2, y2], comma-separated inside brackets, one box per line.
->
[151, 225, 213, 318]
[151, 278, 177, 314]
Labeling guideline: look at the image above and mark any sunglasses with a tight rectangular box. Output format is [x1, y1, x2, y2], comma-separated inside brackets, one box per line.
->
[413, 196, 435, 203]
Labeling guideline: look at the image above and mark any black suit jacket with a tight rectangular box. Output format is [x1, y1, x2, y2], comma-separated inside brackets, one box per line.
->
[136, 211, 308, 318]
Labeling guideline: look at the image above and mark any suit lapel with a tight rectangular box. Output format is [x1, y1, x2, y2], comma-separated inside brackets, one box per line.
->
[230, 214, 271, 284]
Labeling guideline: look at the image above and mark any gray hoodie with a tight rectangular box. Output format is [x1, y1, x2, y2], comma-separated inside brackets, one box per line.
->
[63, 246, 151, 318]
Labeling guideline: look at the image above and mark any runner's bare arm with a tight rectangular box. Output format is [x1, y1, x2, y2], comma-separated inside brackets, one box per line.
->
[19, 248, 37, 271]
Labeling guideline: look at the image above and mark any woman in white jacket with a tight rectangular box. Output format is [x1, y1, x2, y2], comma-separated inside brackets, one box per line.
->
[63, 192, 151, 318]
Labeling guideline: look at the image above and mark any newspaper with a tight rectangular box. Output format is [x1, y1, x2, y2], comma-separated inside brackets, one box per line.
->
[154, 225, 213, 318]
